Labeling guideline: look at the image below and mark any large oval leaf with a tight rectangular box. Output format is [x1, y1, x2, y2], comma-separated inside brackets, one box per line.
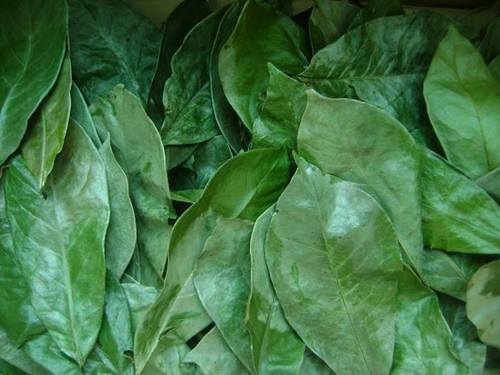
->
[68, 0, 161, 105]
[299, 12, 449, 144]
[0, 0, 67, 164]
[219, 0, 309, 129]
[5, 122, 109, 365]
[298, 93, 423, 273]
[424, 26, 500, 179]
[266, 160, 401, 375]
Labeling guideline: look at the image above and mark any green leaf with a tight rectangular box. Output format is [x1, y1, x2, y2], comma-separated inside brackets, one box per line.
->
[0, 184, 44, 345]
[424, 26, 500, 179]
[308, 0, 360, 53]
[161, 10, 224, 145]
[125, 248, 164, 289]
[219, 0, 309, 129]
[298, 93, 423, 273]
[299, 12, 450, 144]
[210, 2, 249, 152]
[466, 259, 500, 349]
[142, 333, 199, 375]
[121, 279, 159, 335]
[392, 267, 469, 373]
[70, 83, 100, 146]
[194, 217, 254, 372]
[21, 52, 71, 189]
[266, 160, 401, 374]
[348, 0, 403, 30]
[0, 328, 49, 375]
[68, 0, 161, 105]
[479, 17, 500, 63]
[133, 148, 291, 373]
[300, 350, 333, 375]
[22, 332, 82, 375]
[477, 166, 500, 201]
[169, 135, 232, 191]
[439, 295, 487, 374]
[147, 0, 210, 127]
[489, 55, 500, 81]
[98, 138, 137, 278]
[252, 64, 307, 150]
[0, 0, 67, 164]
[91, 85, 175, 277]
[247, 206, 305, 374]
[421, 150, 500, 255]
[184, 327, 249, 375]
[85, 274, 134, 374]
[4, 123, 109, 366]
[423, 249, 486, 301]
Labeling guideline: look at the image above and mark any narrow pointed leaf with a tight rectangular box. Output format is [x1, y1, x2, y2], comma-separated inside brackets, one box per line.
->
[5, 123, 109, 365]
[91, 85, 175, 277]
[21, 52, 71, 189]
[247, 206, 305, 374]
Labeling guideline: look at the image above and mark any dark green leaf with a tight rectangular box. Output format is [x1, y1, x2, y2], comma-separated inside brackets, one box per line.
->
[424, 26, 500, 179]
[5, 123, 109, 365]
[0, 0, 67, 164]
[70, 83, 101, 146]
[169, 135, 232, 191]
[210, 2, 249, 152]
[439, 295, 487, 374]
[308, 0, 360, 53]
[122, 279, 159, 334]
[219, 0, 309, 129]
[477, 166, 500, 201]
[489, 55, 500, 81]
[68, 0, 161, 105]
[348, 0, 403, 30]
[161, 10, 224, 145]
[480, 17, 500, 63]
[266, 160, 401, 374]
[147, 0, 210, 126]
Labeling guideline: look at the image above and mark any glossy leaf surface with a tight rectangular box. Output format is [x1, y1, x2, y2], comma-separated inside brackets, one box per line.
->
[266, 160, 401, 375]
[68, 0, 161, 104]
[5, 123, 109, 365]
[0, 0, 67, 164]
[424, 26, 500, 179]
[298, 93, 423, 272]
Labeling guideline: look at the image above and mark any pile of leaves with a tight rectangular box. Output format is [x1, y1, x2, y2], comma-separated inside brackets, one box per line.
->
[1, 0, 500, 373]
